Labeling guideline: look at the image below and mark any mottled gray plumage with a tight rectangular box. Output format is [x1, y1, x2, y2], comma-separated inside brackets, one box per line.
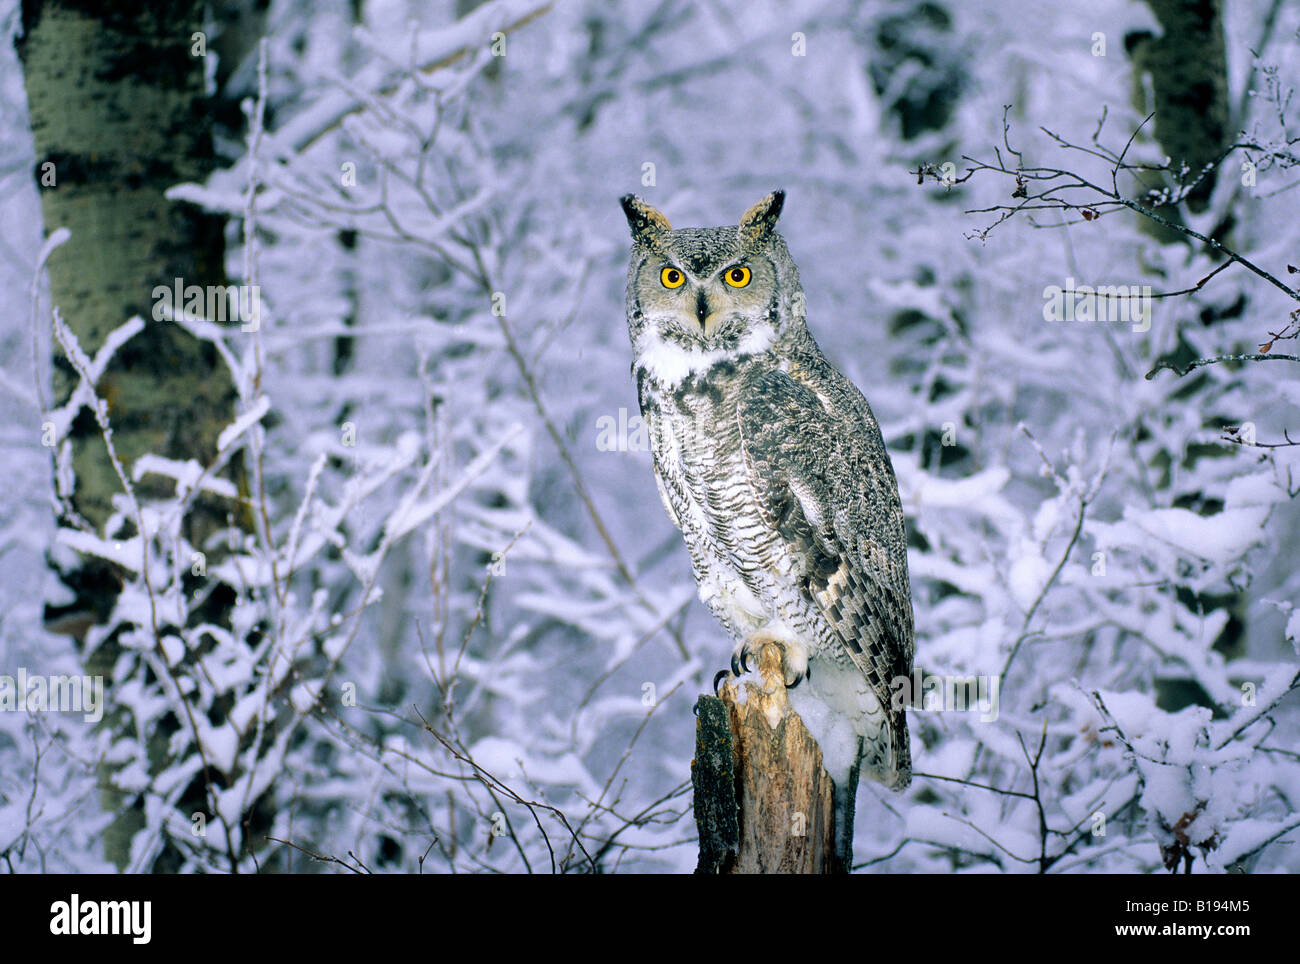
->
[620, 191, 915, 795]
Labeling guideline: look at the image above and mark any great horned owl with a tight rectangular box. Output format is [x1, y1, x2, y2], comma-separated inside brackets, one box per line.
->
[620, 190, 916, 809]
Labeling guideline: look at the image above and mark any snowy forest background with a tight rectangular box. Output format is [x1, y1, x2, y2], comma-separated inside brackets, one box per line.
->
[1, 0, 1298, 874]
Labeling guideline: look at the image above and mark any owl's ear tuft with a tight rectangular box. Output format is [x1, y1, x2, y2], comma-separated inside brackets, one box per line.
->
[621, 195, 672, 247]
[737, 190, 785, 251]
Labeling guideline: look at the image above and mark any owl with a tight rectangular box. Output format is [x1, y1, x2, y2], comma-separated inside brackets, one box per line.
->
[620, 190, 916, 817]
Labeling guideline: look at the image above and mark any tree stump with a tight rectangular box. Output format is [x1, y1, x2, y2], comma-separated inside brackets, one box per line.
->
[692, 642, 856, 874]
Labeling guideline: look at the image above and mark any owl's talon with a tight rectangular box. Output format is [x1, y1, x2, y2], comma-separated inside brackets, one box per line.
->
[712, 670, 731, 695]
[735, 636, 810, 689]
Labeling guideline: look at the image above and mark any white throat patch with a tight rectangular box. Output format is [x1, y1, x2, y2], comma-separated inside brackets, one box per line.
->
[634, 324, 775, 390]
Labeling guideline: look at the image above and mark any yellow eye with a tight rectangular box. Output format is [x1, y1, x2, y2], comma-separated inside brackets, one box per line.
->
[660, 266, 685, 289]
[723, 265, 751, 288]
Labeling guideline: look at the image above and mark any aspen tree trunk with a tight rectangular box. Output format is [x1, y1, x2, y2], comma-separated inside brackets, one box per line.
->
[693, 643, 857, 874]
[1125, 0, 1230, 238]
[19, 0, 240, 549]
[18, 0, 247, 869]
[1126, 0, 1248, 711]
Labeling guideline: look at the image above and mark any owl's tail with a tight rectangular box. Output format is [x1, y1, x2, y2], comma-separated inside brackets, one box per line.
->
[831, 717, 909, 870]
[862, 713, 911, 791]
[885, 714, 912, 790]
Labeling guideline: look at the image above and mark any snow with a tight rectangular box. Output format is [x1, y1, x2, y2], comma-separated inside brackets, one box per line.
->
[1094, 504, 1270, 568]
[217, 395, 272, 452]
[132, 454, 240, 499]
[1007, 547, 1052, 612]
[1, 0, 1298, 876]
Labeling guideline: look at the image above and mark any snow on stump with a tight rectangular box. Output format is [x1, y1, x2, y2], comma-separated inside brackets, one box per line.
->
[692, 641, 851, 874]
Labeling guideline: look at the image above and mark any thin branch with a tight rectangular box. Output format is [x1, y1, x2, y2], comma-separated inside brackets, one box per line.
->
[1146, 352, 1300, 380]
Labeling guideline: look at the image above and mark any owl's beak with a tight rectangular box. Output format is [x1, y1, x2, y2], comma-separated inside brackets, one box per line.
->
[695, 290, 710, 331]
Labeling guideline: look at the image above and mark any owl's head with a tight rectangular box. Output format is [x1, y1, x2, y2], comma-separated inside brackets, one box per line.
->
[621, 191, 805, 388]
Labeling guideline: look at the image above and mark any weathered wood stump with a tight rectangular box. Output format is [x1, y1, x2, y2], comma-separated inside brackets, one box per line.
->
[692, 642, 856, 874]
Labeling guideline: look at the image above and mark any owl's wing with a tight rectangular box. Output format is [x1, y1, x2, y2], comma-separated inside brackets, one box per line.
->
[736, 369, 915, 705]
